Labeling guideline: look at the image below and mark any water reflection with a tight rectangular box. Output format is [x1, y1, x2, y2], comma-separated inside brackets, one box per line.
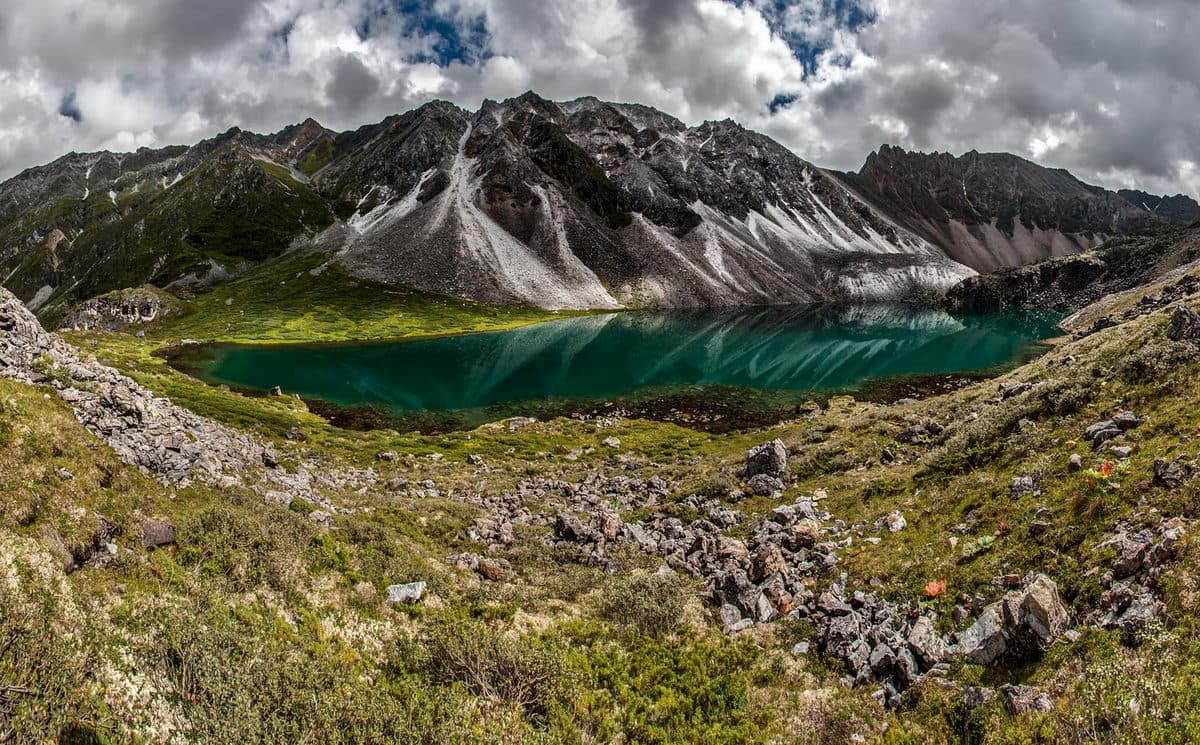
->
[194, 304, 1063, 418]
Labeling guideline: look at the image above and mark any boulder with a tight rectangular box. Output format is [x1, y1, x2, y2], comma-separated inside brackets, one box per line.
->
[906, 615, 948, 666]
[955, 604, 1008, 664]
[386, 581, 426, 604]
[141, 519, 176, 549]
[1166, 305, 1200, 342]
[745, 439, 787, 478]
[1153, 457, 1191, 489]
[1001, 574, 1071, 657]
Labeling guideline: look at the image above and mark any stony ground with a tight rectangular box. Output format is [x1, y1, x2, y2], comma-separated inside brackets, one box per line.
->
[4, 267, 1200, 743]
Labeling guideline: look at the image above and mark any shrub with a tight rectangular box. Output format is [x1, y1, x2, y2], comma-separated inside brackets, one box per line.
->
[594, 570, 693, 637]
[177, 504, 314, 593]
[415, 619, 568, 722]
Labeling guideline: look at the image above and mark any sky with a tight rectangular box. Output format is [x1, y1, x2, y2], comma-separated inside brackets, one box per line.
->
[2, 0, 1199, 196]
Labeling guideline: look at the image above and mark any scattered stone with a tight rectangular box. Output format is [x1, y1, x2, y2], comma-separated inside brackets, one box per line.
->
[1067, 453, 1084, 472]
[791, 641, 811, 656]
[309, 510, 334, 529]
[55, 467, 75, 481]
[376, 451, 398, 462]
[506, 416, 537, 431]
[745, 439, 788, 478]
[284, 426, 307, 441]
[602, 436, 621, 449]
[141, 519, 176, 549]
[466, 454, 485, 466]
[1109, 445, 1134, 459]
[269, 386, 283, 396]
[386, 582, 426, 605]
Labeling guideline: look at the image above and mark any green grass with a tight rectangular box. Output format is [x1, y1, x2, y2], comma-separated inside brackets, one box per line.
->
[155, 253, 581, 344]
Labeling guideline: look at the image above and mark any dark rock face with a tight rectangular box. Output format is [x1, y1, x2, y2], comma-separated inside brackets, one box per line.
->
[844, 145, 1197, 274]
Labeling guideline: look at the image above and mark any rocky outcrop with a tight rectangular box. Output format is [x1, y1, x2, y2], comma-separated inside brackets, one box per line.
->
[0, 287, 343, 507]
[944, 226, 1200, 313]
[58, 287, 179, 331]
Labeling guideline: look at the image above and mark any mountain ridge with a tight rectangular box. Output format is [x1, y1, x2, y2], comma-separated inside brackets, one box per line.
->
[2, 92, 1196, 317]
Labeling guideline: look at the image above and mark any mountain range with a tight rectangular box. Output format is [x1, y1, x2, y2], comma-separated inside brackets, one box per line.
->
[2, 91, 1197, 317]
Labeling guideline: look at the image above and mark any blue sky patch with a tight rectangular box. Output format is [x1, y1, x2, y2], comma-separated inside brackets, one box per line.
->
[357, 2, 489, 66]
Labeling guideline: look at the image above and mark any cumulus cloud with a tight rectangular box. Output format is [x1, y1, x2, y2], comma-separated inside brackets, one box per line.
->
[0, 0, 1198, 197]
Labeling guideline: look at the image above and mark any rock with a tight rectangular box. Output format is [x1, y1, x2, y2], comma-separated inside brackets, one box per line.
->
[1084, 420, 1124, 449]
[1067, 454, 1084, 472]
[791, 641, 811, 656]
[906, 615, 948, 666]
[1109, 445, 1134, 459]
[963, 686, 998, 711]
[602, 436, 621, 449]
[1166, 305, 1200, 342]
[1001, 574, 1072, 657]
[1101, 581, 1160, 643]
[788, 519, 822, 549]
[1000, 684, 1054, 714]
[1103, 530, 1154, 579]
[751, 543, 788, 582]
[269, 386, 283, 396]
[1153, 457, 1191, 489]
[718, 603, 753, 634]
[375, 451, 398, 462]
[466, 454, 485, 466]
[1010, 475, 1041, 499]
[955, 604, 1008, 665]
[1112, 411, 1142, 431]
[386, 582, 426, 604]
[58, 287, 178, 332]
[308, 510, 334, 529]
[884, 511, 907, 532]
[745, 439, 788, 478]
[475, 558, 510, 581]
[506, 416, 537, 431]
[1000, 382, 1033, 400]
[284, 426, 307, 441]
[141, 519, 176, 549]
[747, 473, 784, 498]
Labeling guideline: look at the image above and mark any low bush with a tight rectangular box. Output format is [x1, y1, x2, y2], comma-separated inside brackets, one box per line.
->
[594, 570, 693, 637]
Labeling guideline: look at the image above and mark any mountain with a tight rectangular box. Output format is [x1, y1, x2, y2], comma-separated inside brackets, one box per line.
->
[838, 145, 1199, 273]
[1, 92, 1196, 316]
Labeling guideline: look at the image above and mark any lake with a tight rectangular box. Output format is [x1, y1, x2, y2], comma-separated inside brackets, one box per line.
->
[177, 305, 1064, 431]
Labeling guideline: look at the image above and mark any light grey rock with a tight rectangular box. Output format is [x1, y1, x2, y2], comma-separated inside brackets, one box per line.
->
[745, 439, 788, 478]
[386, 582, 426, 604]
[141, 519, 176, 549]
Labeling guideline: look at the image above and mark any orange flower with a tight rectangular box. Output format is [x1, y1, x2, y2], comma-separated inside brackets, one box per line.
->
[1099, 460, 1116, 478]
[924, 580, 947, 598]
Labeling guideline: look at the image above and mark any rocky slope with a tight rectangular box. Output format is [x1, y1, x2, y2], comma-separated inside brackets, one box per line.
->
[839, 145, 1199, 273]
[944, 225, 1200, 312]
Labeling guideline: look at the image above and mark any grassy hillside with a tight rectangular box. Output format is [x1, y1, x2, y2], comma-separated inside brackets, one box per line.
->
[5, 257, 1200, 742]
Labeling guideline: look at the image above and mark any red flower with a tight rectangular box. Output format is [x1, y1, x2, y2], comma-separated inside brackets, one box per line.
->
[1099, 461, 1116, 478]
[924, 580, 947, 598]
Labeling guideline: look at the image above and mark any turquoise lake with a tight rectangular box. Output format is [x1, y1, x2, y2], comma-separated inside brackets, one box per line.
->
[181, 305, 1064, 430]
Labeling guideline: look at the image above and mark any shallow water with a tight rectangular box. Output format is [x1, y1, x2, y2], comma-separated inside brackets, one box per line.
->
[181, 305, 1063, 429]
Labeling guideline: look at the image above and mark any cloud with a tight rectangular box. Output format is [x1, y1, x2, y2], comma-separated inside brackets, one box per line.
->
[0, 0, 1198, 198]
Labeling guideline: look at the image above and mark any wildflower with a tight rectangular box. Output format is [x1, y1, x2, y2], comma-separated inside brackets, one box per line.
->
[924, 580, 947, 597]
[1099, 460, 1116, 478]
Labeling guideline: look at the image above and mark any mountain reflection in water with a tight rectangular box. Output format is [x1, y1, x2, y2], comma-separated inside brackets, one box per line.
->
[191, 305, 1062, 424]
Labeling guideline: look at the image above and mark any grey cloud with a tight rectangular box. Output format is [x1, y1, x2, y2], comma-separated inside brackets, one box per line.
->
[326, 55, 382, 111]
[1, 0, 1200, 199]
